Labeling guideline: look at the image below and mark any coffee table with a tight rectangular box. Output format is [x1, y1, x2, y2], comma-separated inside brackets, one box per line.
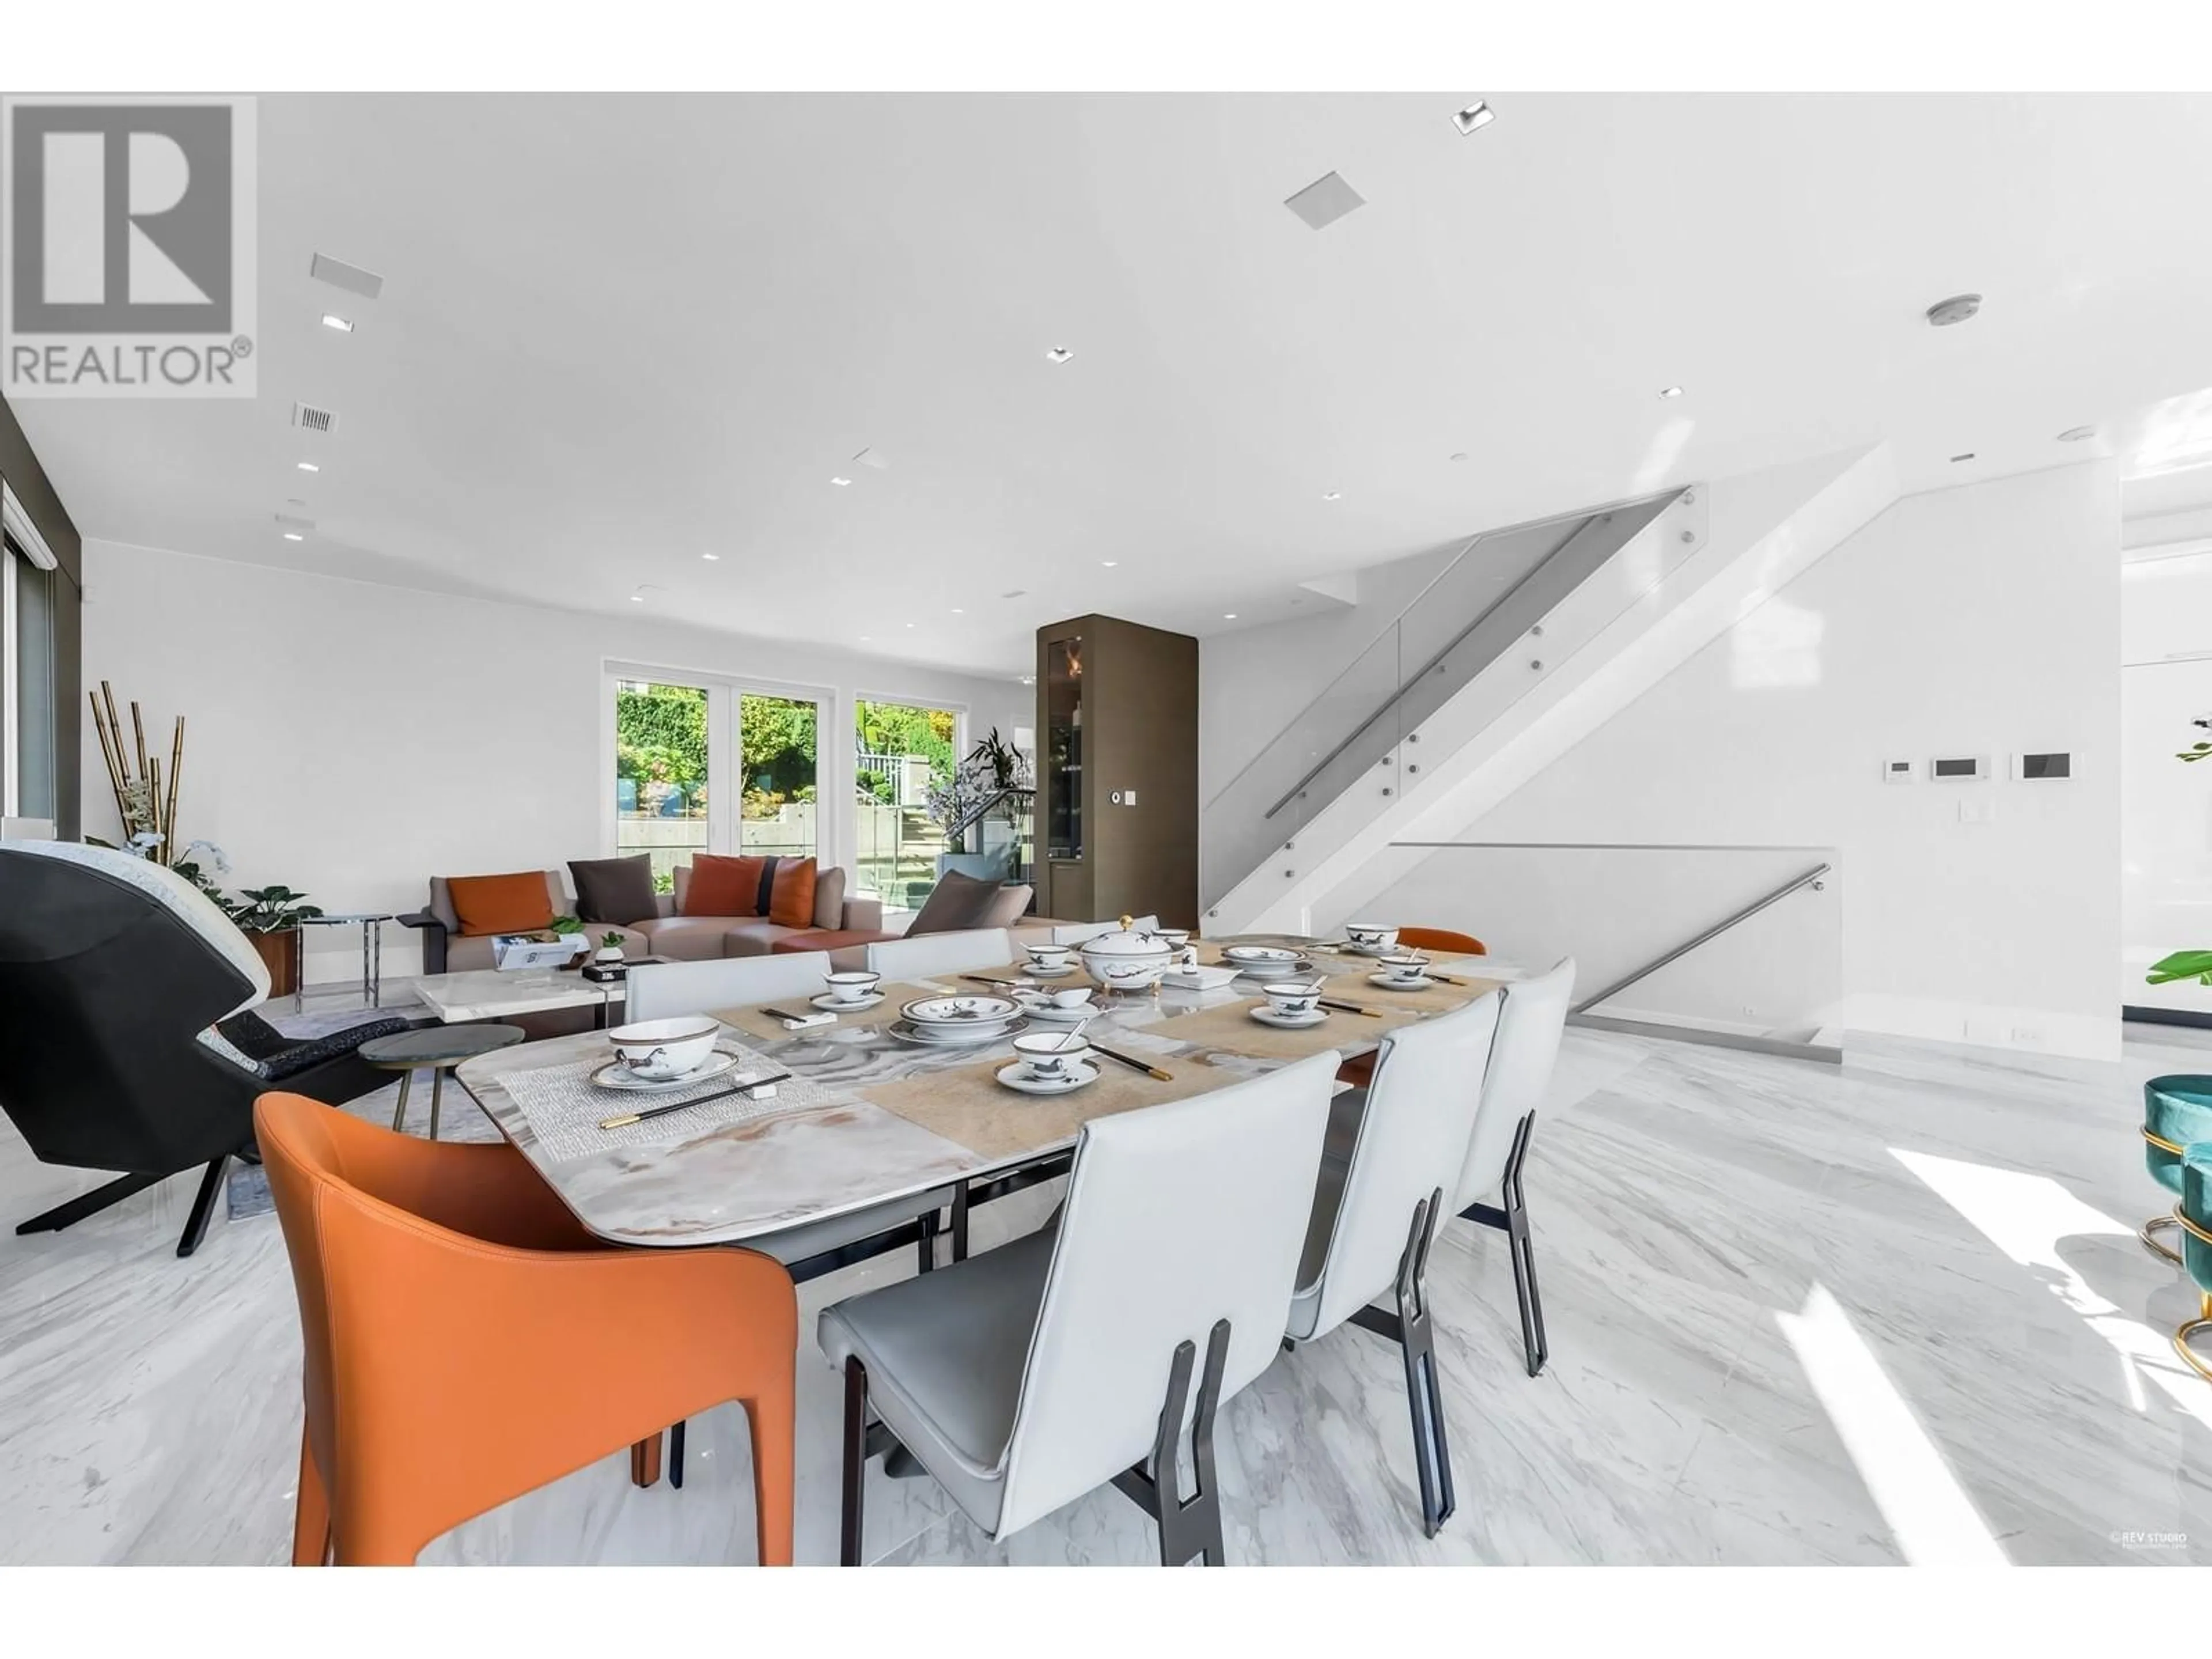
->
[411, 968, 628, 1028]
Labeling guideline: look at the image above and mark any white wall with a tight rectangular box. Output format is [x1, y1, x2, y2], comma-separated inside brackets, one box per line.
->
[1378, 462, 2123, 1058]
[79, 540, 1028, 979]
[2121, 546, 2212, 1016]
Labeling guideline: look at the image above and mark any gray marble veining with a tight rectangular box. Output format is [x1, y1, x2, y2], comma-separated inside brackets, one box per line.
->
[3, 1009, 2211, 1565]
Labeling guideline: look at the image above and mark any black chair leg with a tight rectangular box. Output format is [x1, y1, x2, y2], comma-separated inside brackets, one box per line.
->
[1351, 1191, 1454, 1537]
[916, 1207, 938, 1273]
[840, 1358, 869, 1566]
[669, 1419, 686, 1489]
[176, 1156, 229, 1257]
[1111, 1320, 1232, 1565]
[1508, 1207, 1548, 1378]
[16, 1170, 162, 1235]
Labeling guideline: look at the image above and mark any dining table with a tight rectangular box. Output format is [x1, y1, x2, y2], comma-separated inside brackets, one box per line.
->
[453, 935, 1506, 1260]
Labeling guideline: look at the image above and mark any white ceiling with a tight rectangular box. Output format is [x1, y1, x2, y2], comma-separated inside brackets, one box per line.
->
[19, 91, 2212, 675]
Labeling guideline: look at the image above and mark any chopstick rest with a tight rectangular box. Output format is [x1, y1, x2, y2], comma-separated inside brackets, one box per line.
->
[764, 1006, 836, 1031]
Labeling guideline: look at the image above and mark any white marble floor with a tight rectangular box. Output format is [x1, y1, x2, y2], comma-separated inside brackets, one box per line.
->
[3, 1022, 2210, 1566]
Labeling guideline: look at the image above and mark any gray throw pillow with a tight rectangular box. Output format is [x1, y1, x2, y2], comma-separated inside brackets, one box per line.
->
[568, 854, 658, 925]
[906, 868, 1005, 936]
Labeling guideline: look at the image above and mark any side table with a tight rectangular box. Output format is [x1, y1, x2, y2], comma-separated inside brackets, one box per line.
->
[359, 1024, 526, 1140]
[294, 911, 398, 1010]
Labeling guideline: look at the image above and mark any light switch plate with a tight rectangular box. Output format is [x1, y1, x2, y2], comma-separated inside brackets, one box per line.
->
[1123, 789, 1138, 806]
[1881, 759, 1915, 783]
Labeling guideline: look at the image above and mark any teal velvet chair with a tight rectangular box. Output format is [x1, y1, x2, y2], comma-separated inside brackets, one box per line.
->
[2140, 1077, 2212, 1264]
[2176, 1145, 2212, 1382]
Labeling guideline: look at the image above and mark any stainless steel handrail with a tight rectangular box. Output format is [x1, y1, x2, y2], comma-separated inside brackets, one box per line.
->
[1571, 862, 1832, 1015]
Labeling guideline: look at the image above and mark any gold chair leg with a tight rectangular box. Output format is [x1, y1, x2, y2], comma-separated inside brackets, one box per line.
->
[2174, 1293, 2212, 1383]
[2141, 1211, 2184, 1266]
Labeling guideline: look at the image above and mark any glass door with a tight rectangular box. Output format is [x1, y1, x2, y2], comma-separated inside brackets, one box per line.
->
[854, 698, 960, 911]
[738, 691, 820, 859]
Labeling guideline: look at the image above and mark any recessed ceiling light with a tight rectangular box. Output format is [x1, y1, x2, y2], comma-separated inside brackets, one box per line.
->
[701, 552, 719, 560]
[296, 461, 320, 472]
[904, 622, 914, 629]
[320, 313, 354, 332]
[1223, 613, 1238, 620]
[1925, 293, 1982, 328]
[951, 608, 964, 614]
[1658, 386, 1684, 399]
[1321, 490, 1342, 502]
[282, 532, 304, 542]
[630, 594, 645, 602]
[860, 635, 872, 641]
[2058, 426, 2098, 442]
[1452, 101, 1496, 135]
[1101, 560, 1119, 568]
[830, 476, 852, 487]
[1046, 346, 1074, 365]
[1950, 452, 1976, 463]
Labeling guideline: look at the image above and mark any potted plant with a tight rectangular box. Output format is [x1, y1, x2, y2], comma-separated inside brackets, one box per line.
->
[929, 729, 1033, 882]
[228, 884, 325, 999]
[595, 930, 627, 965]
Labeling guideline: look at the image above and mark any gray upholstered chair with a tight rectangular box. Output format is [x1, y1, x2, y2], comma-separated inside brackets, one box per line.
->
[1286, 989, 1503, 1536]
[819, 1050, 1340, 1566]
[902, 869, 1033, 937]
[623, 952, 835, 1025]
[1050, 915, 1160, 946]
[863, 927, 1018, 983]
[1450, 957, 1575, 1378]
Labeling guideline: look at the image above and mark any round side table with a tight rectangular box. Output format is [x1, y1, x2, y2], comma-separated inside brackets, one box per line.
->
[359, 1024, 526, 1141]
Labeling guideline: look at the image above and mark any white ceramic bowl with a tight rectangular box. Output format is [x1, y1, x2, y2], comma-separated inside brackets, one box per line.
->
[902, 994, 1021, 1028]
[1376, 953, 1431, 983]
[1013, 1031, 1093, 1077]
[1037, 983, 1093, 1010]
[1025, 943, 1075, 969]
[607, 1016, 721, 1081]
[1259, 980, 1322, 1016]
[1346, 922, 1400, 952]
[825, 969, 882, 1003]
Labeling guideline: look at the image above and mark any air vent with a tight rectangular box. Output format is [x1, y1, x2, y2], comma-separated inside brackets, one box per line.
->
[309, 253, 385, 301]
[1285, 171, 1366, 232]
[291, 402, 338, 434]
[274, 513, 316, 531]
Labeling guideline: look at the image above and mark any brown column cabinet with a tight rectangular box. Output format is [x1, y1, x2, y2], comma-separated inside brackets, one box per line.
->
[1035, 614, 1199, 929]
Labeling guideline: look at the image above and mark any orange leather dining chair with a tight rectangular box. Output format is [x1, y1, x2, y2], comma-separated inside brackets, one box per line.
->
[254, 1091, 797, 1566]
[1394, 926, 1486, 956]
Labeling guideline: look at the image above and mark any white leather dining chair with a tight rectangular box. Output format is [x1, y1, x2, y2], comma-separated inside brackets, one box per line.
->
[864, 927, 1017, 983]
[623, 952, 835, 1025]
[817, 1050, 1340, 1566]
[1050, 915, 1160, 946]
[1285, 990, 1503, 1536]
[1449, 957, 1575, 1378]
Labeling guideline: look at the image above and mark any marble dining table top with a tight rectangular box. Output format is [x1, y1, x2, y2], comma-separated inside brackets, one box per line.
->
[454, 936, 1504, 1249]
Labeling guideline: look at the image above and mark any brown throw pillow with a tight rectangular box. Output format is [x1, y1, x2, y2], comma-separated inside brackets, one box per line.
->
[568, 854, 657, 924]
[447, 871, 556, 937]
[905, 868, 1003, 936]
[768, 857, 819, 929]
[683, 853, 768, 917]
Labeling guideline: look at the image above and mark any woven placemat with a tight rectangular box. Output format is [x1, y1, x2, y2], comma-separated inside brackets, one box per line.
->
[1152, 996, 1399, 1061]
[491, 1039, 851, 1159]
[866, 1050, 1222, 1160]
[718, 995, 910, 1044]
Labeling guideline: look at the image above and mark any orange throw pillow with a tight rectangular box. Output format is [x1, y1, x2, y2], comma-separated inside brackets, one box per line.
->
[684, 853, 767, 917]
[447, 872, 555, 937]
[768, 857, 819, 929]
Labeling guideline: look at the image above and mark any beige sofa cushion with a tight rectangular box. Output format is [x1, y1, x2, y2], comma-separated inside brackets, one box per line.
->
[630, 915, 739, 962]
[719, 919, 799, 957]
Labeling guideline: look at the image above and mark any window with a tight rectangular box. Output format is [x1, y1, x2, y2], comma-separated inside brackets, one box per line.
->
[3, 533, 56, 824]
[854, 698, 961, 911]
[613, 678, 711, 891]
[609, 671, 827, 891]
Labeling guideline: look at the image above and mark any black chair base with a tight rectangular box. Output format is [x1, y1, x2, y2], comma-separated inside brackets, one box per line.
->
[16, 1153, 236, 1257]
[1347, 1191, 1455, 1537]
[1458, 1111, 1548, 1378]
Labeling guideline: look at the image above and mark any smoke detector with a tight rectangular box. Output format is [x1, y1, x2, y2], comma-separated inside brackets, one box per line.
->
[1925, 294, 1982, 328]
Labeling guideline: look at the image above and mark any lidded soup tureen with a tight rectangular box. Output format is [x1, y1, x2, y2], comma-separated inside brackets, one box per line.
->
[1078, 916, 1179, 993]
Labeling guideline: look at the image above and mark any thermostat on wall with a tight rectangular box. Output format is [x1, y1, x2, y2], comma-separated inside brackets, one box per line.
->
[1928, 755, 1989, 782]
[2013, 752, 2073, 781]
[1881, 759, 1915, 783]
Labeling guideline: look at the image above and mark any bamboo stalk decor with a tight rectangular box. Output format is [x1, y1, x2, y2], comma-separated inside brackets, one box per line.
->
[89, 681, 189, 866]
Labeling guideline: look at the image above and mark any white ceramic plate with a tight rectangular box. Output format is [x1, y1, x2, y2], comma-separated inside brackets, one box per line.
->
[1020, 999, 1097, 1023]
[888, 1016, 1032, 1047]
[1250, 1006, 1328, 1030]
[588, 1047, 746, 1092]
[1023, 961, 1078, 978]
[1366, 971, 1434, 991]
[995, 1059, 1100, 1095]
[1230, 955, 1312, 980]
[903, 993, 1021, 1027]
[811, 990, 886, 1012]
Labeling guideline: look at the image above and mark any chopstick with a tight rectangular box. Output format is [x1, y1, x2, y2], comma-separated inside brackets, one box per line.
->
[760, 1007, 823, 1024]
[961, 975, 1028, 989]
[1317, 998, 1386, 1019]
[599, 1074, 792, 1130]
[1088, 1043, 1174, 1082]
